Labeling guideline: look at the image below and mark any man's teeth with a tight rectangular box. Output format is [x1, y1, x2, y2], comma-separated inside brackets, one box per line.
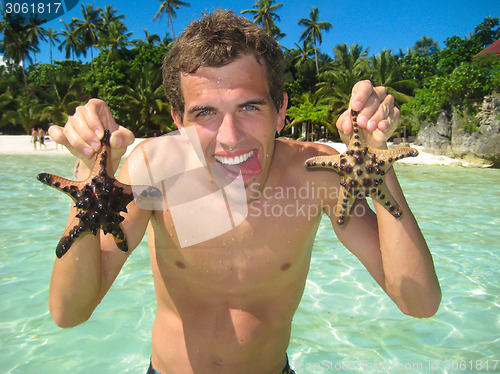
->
[215, 151, 254, 165]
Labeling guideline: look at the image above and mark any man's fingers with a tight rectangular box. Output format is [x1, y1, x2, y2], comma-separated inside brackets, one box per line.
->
[336, 110, 350, 133]
[69, 106, 103, 152]
[89, 99, 120, 133]
[110, 127, 135, 150]
[351, 80, 375, 111]
[48, 125, 70, 148]
[368, 95, 399, 134]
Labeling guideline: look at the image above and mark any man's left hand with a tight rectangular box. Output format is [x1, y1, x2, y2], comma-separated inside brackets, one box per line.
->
[336, 80, 400, 149]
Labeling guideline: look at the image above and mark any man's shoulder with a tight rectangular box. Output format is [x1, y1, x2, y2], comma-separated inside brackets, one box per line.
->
[271, 138, 341, 184]
[275, 138, 340, 161]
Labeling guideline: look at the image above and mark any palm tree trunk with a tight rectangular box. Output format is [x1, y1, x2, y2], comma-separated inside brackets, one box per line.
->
[314, 39, 319, 74]
[168, 13, 175, 39]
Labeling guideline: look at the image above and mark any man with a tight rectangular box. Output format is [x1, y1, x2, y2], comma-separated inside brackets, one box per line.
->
[47, 10, 440, 374]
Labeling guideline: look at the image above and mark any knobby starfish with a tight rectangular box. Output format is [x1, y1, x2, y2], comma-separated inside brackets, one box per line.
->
[37, 130, 134, 258]
[305, 110, 418, 226]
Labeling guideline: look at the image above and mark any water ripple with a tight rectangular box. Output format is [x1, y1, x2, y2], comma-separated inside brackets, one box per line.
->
[1, 158, 499, 373]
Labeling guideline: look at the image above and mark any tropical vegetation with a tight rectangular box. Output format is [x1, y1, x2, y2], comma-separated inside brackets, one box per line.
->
[0, 0, 499, 142]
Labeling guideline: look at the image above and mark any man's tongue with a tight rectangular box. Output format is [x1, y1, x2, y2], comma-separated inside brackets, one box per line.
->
[220, 152, 262, 176]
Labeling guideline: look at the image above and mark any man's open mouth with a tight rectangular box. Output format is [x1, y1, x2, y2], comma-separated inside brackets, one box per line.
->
[214, 150, 254, 165]
[213, 150, 262, 177]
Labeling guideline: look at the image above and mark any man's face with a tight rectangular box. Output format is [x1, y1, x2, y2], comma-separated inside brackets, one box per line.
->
[172, 54, 287, 200]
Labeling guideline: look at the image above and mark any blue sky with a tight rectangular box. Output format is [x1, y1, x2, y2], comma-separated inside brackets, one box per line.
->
[33, 0, 500, 64]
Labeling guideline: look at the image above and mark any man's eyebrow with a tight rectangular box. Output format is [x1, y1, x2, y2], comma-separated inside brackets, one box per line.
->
[238, 98, 267, 108]
[187, 105, 215, 115]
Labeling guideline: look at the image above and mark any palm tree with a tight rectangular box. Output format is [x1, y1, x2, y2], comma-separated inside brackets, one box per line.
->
[1, 94, 46, 134]
[24, 15, 48, 64]
[0, 19, 36, 91]
[369, 49, 418, 105]
[100, 4, 125, 34]
[315, 44, 369, 126]
[285, 91, 331, 141]
[160, 32, 174, 48]
[332, 43, 369, 74]
[298, 7, 332, 74]
[144, 30, 161, 45]
[413, 36, 439, 55]
[125, 64, 174, 136]
[46, 27, 60, 64]
[58, 20, 83, 60]
[72, 4, 103, 70]
[241, 0, 285, 39]
[0, 91, 18, 132]
[98, 21, 133, 63]
[153, 0, 190, 39]
[133, 30, 162, 47]
[290, 41, 315, 68]
[40, 70, 83, 126]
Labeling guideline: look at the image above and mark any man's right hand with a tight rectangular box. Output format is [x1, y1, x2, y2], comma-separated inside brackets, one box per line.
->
[48, 98, 135, 174]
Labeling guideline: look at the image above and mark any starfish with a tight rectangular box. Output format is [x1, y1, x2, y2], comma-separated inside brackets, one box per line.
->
[305, 110, 418, 226]
[37, 130, 135, 258]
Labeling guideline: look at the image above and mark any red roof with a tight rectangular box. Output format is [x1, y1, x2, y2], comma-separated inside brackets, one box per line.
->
[478, 39, 500, 55]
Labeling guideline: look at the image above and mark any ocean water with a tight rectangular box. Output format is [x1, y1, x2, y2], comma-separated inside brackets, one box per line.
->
[1, 154, 499, 374]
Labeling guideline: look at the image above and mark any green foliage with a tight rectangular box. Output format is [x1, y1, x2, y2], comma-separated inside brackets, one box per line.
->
[400, 77, 447, 134]
[400, 61, 493, 134]
[130, 43, 169, 70]
[398, 17, 499, 134]
[285, 92, 334, 140]
[82, 58, 132, 121]
[399, 50, 439, 82]
[286, 102, 330, 125]
[27, 60, 87, 85]
[442, 62, 491, 107]
[0, 4, 499, 140]
[456, 109, 481, 134]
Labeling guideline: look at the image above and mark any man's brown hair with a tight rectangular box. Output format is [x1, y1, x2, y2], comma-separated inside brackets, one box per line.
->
[162, 9, 285, 118]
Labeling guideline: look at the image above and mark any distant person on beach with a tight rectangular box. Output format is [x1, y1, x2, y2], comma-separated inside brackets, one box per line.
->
[31, 128, 39, 150]
[47, 10, 441, 374]
[38, 128, 47, 150]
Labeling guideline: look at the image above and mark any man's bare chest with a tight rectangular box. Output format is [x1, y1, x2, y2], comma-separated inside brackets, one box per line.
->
[149, 197, 321, 290]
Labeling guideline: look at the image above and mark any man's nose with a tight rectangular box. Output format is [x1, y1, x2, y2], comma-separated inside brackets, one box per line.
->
[217, 114, 243, 149]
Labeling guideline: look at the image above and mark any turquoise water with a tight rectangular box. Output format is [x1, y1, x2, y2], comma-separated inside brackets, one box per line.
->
[1, 154, 499, 373]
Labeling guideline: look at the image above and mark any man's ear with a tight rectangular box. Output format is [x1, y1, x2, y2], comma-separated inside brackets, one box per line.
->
[277, 92, 288, 132]
[171, 107, 183, 129]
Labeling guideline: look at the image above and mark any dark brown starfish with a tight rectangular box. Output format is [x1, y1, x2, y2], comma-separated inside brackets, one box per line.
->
[37, 130, 134, 258]
[305, 110, 418, 226]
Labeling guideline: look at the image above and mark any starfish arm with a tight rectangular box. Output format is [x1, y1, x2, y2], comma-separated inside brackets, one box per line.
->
[56, 223, 87, 258]
[368, 179, 403, 219]
[304, 154, 342, 172]
[367, 146, 419, 161]
[111, 224, 129, 253]
[37, 173, 86, 200]
[335, 185, 357, 225]
[113, 179, 133, 194]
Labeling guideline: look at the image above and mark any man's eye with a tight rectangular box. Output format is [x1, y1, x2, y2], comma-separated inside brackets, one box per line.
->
[243, 104, 257, 111]
[198, 109, 213, 117]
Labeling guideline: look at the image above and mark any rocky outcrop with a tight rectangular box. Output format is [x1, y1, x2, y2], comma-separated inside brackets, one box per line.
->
[415, 95, 500, 167]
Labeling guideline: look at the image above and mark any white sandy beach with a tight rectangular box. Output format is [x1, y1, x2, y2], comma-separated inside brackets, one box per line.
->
[0, 135, 145, 158]
[0, 134, 483, 167]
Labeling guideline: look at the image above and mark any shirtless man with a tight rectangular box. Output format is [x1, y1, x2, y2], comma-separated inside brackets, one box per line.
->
[47, 10, 441, 374]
